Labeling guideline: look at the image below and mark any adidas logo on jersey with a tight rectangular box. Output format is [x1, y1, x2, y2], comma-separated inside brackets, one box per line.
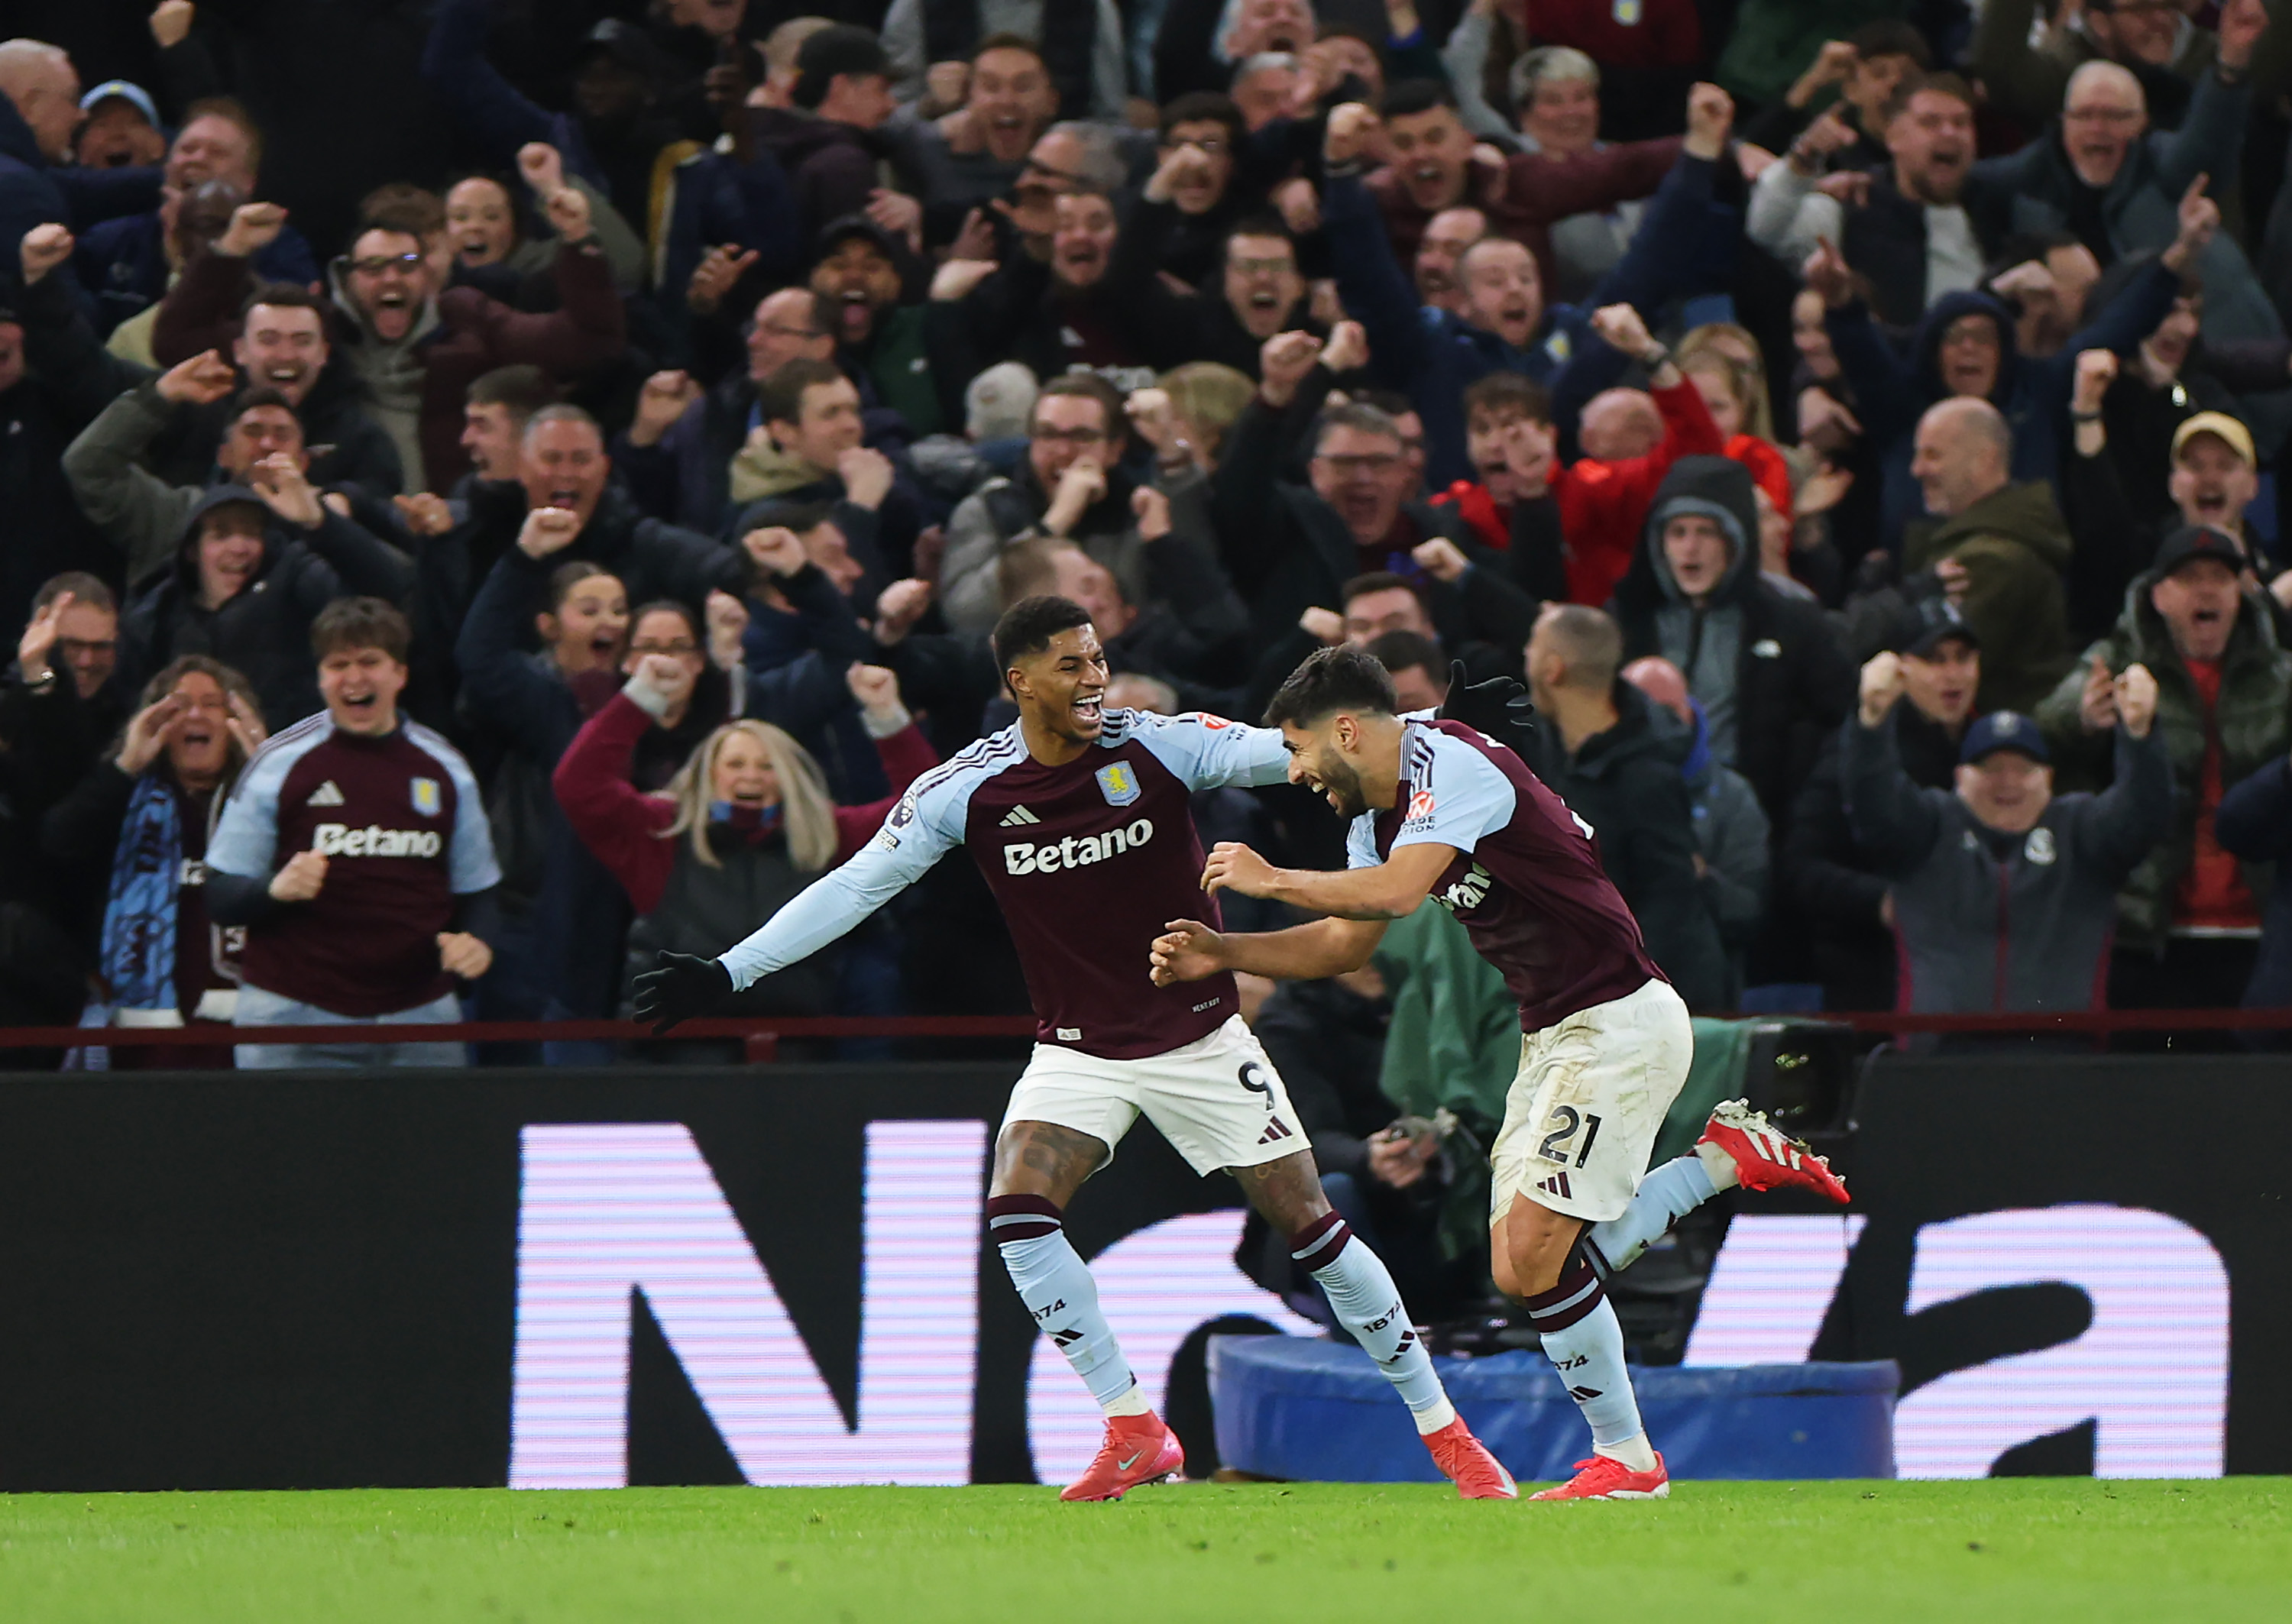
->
[306, 780, 346, 807]
[1004, 818, 1154, 875]
[311, 822, 443, 859]
[998, 806, 1040, 827]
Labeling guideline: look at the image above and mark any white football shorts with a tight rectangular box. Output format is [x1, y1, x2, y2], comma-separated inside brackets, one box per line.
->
[1002, 1015, 1303, 1176]
[1488, 976, 1694, 1224]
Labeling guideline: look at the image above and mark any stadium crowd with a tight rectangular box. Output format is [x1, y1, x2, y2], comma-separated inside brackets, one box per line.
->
[3, 0, 2292, 1083]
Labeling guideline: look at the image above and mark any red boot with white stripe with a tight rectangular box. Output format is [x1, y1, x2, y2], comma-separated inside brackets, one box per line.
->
[1696, 1100, 1850, 1202]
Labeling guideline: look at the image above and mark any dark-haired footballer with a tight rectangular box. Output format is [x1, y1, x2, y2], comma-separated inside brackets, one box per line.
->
[632, 596, 1515, 1502]
[1150, 645, 1850, 1501]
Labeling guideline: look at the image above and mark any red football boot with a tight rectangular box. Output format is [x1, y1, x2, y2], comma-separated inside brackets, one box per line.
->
[1423, 1417, 1517, 1499]
[1529, 1451, 1670, 1500]
[1698, 1099, 1850, 1202]
[1060, 1411, 1184, 1502]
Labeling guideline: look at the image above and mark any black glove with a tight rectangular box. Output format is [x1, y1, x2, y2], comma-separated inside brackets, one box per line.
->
[1436, 661, 1536, 752]
[633, 951, 733, 1035]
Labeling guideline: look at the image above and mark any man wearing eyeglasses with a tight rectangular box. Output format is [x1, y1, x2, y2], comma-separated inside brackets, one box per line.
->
[940, 374, 1165, 636]
[2, 574, 130, 837]
[1966, 0, 2278, 348]
[1971, 0, 2223, 134]
[145, 180, 626, 499]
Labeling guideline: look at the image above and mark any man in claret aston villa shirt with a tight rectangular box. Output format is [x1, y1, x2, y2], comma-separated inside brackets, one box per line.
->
[1151, 645, 1849, 1501]
[206, 598, 500, 1069]
[630, 594, 1513, 1504]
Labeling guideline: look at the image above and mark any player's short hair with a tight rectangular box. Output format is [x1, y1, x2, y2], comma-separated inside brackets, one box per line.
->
[1264, 644, 1400, 729]
[992, 594, 1093, 674]
[32, 571, 116, 618]
[759, 357, 848, 429]
[468, 363, 558, 419]
[311, 597, 410, 664]
[1380, 78, 1457, 121]
[237, 280, 323, 324]
[1363, 629, 1444, 686]
[1465, 371, 1551, 427]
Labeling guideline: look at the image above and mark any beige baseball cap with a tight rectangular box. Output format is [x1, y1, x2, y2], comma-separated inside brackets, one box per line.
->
[2171, 411, 2256, 467]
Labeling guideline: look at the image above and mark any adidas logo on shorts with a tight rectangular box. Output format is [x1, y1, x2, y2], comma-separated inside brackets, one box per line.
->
[1257, 1116, 1294, 1144]
[1535, 1171, 1573, 1199]
[999, 805, 1040, 827]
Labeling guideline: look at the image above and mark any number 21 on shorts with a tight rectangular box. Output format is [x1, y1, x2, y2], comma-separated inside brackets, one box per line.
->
[1537, 1105, 1603, 1169]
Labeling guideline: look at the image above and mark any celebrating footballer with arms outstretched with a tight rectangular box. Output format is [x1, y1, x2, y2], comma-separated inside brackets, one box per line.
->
[633, 596, 1516, 1501]
[1152, 645, 1849, 1500]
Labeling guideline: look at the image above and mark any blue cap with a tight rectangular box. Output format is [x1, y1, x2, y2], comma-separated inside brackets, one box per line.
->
[1960, 710, 2048, 766]
[79, 80, 160, 127]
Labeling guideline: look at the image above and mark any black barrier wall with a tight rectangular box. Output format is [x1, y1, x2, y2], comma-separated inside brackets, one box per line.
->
[0, 1056, 2282, 1488]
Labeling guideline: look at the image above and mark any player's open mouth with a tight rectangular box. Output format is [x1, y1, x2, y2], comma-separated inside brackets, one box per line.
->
[1073, 696, 1102, 725]
[548, 487, 584, 508]
[266, 364, 305, 385]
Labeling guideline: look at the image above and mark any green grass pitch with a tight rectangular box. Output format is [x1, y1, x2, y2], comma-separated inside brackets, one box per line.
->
[0, 1480, 2283, 1622]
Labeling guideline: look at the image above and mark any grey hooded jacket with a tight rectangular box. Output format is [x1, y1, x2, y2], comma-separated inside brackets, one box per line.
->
[1843, 710, 2172, 1015]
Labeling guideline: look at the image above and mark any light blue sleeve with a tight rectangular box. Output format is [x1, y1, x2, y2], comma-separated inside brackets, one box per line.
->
[1345, 814, 1382, 871]
[1389, 730, 1518, 856]
[1115, 707, 1292, 790]
[717, 768, 967, 990]
[437, 742, 503, 895]
[206, 737, 302, 879]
